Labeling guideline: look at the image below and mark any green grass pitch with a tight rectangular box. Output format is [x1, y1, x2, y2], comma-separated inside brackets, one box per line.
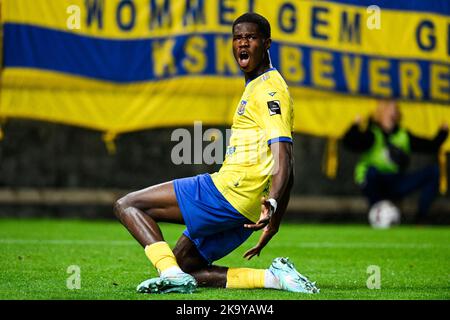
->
[0, 218, 449, 300]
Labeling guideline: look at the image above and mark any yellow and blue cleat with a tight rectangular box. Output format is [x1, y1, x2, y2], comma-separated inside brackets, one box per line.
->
[269, 257, 320, 294]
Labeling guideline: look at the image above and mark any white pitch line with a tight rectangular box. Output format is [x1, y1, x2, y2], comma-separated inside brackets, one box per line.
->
[271, 242, 449, 249]
[0, 239, 136, 246]
[0, 239, 448, 249]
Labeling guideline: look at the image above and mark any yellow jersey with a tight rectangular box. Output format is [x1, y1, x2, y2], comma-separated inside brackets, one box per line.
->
[211, 68, 294, 222]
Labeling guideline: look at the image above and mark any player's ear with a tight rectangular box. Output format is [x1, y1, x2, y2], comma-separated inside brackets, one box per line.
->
[264, 38, 272, 50]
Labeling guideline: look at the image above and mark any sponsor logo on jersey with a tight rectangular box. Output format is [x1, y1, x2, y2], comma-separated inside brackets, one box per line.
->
[267, 100, 281, 116]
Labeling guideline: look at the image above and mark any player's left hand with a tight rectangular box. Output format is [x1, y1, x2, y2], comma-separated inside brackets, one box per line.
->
[244, 197, 273, 230]
[243, 243, 263, 260]
[243, 225, 277, 260]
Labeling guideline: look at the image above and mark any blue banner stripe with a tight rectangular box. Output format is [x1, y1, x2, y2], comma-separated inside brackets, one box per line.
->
[4, 24, 449, 102]
[4, 24, 226, 83]
[4, 24, 152, 82]
[325, 0, 449, 16]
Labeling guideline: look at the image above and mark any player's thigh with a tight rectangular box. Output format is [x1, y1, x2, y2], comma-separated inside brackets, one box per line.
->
[122, 181, 184, 223]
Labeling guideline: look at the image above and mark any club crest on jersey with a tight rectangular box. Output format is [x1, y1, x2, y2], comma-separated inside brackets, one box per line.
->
[267, 100, 281, 116]
[237, 100, 247, 115]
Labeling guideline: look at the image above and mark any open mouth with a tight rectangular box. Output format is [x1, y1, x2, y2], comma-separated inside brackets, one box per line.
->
[238, 51, 250, 69]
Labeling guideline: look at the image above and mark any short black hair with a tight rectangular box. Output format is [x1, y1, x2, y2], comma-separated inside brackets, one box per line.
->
[232, 12, 271, 39]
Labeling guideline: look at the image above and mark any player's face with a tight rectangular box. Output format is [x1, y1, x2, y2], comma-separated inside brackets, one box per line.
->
[232, 22, 269, 73]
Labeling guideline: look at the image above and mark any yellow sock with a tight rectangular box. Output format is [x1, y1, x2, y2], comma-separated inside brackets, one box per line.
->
[226, 268, 265, 289]
[144, 241, 179, 273]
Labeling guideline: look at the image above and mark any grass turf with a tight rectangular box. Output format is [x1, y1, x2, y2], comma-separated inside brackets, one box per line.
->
[0, 218, 448, 300]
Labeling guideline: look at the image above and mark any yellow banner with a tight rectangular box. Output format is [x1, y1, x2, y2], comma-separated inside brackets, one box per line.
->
[1, 0, 449, 151]
[4, 0, 449, 61]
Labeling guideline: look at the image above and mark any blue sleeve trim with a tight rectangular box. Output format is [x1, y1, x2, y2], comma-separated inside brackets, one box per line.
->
[267, 137, 293, 146]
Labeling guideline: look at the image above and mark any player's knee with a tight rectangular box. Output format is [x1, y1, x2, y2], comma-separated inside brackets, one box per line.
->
[175, 255, 189, 272]
[114, 195, 131, 220]
[173, 246, 190, 271]
[173, 242, 207, 273]
[176, 255, 202, 273]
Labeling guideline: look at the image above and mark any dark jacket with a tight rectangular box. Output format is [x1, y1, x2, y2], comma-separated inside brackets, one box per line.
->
[343, 119, 448, 172]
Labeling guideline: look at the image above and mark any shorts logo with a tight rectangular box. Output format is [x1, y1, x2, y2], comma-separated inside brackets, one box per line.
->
[237, 100, 247, 115]
[267, 100, 281, 116]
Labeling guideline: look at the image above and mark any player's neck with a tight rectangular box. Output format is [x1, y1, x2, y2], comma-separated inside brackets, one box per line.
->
[244, 59, 272, 84]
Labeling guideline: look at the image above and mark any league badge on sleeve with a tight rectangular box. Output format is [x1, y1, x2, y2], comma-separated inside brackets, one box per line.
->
[267, 100, 281, 116]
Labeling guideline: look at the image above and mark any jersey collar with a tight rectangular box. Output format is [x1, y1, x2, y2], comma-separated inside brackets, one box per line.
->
[245, 67, 276, 87]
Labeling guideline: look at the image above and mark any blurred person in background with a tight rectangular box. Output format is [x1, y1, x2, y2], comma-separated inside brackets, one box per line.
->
[342, 99, 448, 224]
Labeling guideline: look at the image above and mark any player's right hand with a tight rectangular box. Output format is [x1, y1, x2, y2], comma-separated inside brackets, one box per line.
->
[244, 197, 273, 230]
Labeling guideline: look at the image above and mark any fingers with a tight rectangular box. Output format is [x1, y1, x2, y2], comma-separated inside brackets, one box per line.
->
[243, 223, 265, 230]
[243, 249, 253, 259]
[246, 253, 257, 260]
[244, 217, 270, 230]
[243, 248, 260, 260]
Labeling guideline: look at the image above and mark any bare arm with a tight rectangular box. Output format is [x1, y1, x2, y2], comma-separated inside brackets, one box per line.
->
[243, 141, 294, 260]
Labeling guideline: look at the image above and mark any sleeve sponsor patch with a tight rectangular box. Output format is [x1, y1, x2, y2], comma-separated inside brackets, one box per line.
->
[267, 100, 281, 116]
